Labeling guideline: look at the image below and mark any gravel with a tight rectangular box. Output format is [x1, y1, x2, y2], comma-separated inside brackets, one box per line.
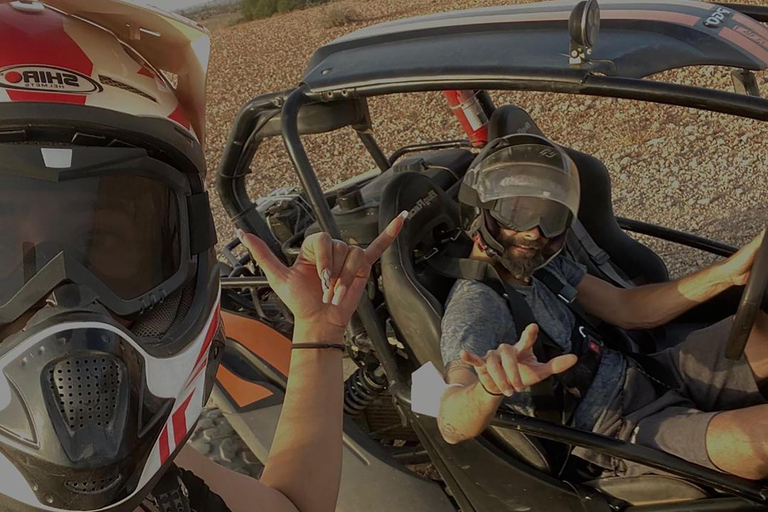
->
[202, 0, 768, 278]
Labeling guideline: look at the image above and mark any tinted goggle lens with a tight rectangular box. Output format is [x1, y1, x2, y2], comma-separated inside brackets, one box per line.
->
[489, 197, 572, 238]
[0, 174, 182, 306]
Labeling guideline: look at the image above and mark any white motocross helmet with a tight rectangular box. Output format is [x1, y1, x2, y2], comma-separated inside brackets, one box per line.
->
[0, 1, 223, 511]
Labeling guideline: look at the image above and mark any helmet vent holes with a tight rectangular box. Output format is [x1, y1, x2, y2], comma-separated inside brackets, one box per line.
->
[98, 75, 157, 103]
[48, 356, 124, 432]
[131, 281, 193, 340]
[65, 473, 121, 494]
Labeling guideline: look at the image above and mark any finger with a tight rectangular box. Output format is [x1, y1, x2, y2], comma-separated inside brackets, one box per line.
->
[343, 275, 368, 311]
[533, 354, 578, 381]
[460, 349, 486, 368]
[477, 374, 502, 396]
[513, 324, 539, 354]
[331, 246, 367, 306]
[752, 229, 766, 246]
[238, 231, 287, 281]
[741, 229, 765, 253]
[300, 232, 333, 294]
[485, 352, 513, 396]
[365, 211, 408, 265]
[499, 346, 524, 392]
[324, 241, 349, 304]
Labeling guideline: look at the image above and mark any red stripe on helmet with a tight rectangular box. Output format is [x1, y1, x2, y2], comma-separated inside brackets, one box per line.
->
[159, 425, 171, 464]
[193, 304, 221, 369]
[0, 4, 93, 105]
[172, 392, 196, 446]
[185, 357, 208, 389]
[168, 103, 192, 131]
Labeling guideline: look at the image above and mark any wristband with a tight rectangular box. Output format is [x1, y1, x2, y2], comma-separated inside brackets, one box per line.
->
[479, 380, 504, 397]
[291, 343, 346, 351]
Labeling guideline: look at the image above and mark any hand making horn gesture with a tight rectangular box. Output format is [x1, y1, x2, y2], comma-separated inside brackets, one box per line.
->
[238, 211, 408, 340]
[460, 324, 578, 396]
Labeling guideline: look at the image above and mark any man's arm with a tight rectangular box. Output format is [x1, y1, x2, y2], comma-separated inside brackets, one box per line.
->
[438, 364, 504, 444]
[577, 231, 764, 330]
[438, 325, 577, 444]
[577, 268, 730, 330]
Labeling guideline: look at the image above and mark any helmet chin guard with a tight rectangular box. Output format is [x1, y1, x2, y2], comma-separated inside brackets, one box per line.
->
[0, 283, 222, 512]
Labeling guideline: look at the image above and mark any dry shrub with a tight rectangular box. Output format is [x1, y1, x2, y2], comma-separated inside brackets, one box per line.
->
[320, 5, 358, 28]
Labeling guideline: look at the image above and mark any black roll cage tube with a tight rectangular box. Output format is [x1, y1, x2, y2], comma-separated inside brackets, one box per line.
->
[280, 86, 411, 392]
[217, 75, 768, 506]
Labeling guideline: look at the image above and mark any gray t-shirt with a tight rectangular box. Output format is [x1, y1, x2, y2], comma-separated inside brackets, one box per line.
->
[440, 254, 627, 431]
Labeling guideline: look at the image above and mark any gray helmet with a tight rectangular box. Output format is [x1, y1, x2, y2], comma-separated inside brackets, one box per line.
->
[459, 133, 580, 271]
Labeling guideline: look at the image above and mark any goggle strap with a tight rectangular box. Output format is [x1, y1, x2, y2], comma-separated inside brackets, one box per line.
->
[188, 192, 218, 254]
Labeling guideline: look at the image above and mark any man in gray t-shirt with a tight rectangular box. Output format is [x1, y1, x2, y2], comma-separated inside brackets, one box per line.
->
[439, 133, 768, 480]
[440, 254, 625, 433]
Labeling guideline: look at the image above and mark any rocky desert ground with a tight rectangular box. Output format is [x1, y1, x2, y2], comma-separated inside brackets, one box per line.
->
[200, 0, 768, 277]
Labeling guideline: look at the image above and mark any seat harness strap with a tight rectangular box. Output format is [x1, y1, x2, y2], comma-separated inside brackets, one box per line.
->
[569, 220, 636, 289]
[534, 257, 677, 395]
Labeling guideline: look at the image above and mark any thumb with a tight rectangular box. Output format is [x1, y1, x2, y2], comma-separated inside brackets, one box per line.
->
[529, 354, 577, 381]
[514, 324, 539, 353]
[741, 229, 765, 254]
[238, 230, 287, 281]
[750, 229, 766, 250]
[546, 354, 578, 376]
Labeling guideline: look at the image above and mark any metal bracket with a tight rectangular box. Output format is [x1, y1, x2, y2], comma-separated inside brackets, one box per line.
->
[732, 69, 761, 97]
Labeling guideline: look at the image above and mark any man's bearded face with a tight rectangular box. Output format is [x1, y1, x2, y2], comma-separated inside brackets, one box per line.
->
[493, 226, 548, 281]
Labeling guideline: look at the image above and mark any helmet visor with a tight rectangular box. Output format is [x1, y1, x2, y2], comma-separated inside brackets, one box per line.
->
[0, 174, 182, 306]
[489, 196, 573, 238]
[468, 145, 580, 217]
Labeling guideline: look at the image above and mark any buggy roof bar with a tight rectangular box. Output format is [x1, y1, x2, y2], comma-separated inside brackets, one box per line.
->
[304, 74, 768, 121]
[302, 0, 768, 91]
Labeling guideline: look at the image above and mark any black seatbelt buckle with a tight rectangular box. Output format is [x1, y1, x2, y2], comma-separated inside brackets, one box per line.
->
[439, 228, 462, 245]
[578, 326, 602, 354]
[414, 247, 438, 264]
[557, 284, 578, 304]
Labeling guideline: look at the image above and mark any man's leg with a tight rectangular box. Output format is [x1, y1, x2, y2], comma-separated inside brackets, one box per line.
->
[638, 313, 768, 479]
[744, 312, 768, 383]
[707, 403, 768, 480]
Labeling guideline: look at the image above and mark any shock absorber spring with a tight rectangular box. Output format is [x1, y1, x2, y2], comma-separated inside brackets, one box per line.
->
[344, 365, 387, 416]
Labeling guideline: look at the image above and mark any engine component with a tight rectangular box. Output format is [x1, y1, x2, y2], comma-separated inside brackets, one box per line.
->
[344, 365, 388, 416]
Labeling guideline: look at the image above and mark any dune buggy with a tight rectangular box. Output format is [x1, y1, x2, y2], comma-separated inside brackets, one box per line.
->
[211, 0, 768, 510]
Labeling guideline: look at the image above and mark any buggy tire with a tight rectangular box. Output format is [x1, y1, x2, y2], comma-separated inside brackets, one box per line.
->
[188, 406, 264, 479]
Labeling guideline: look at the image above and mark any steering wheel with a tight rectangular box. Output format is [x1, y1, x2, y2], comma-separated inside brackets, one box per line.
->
[725, 228, 768, 360]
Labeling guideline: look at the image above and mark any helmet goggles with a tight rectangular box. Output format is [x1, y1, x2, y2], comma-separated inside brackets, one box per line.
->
[0, 144, 215, 324]
[488, 196, 573, 238]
